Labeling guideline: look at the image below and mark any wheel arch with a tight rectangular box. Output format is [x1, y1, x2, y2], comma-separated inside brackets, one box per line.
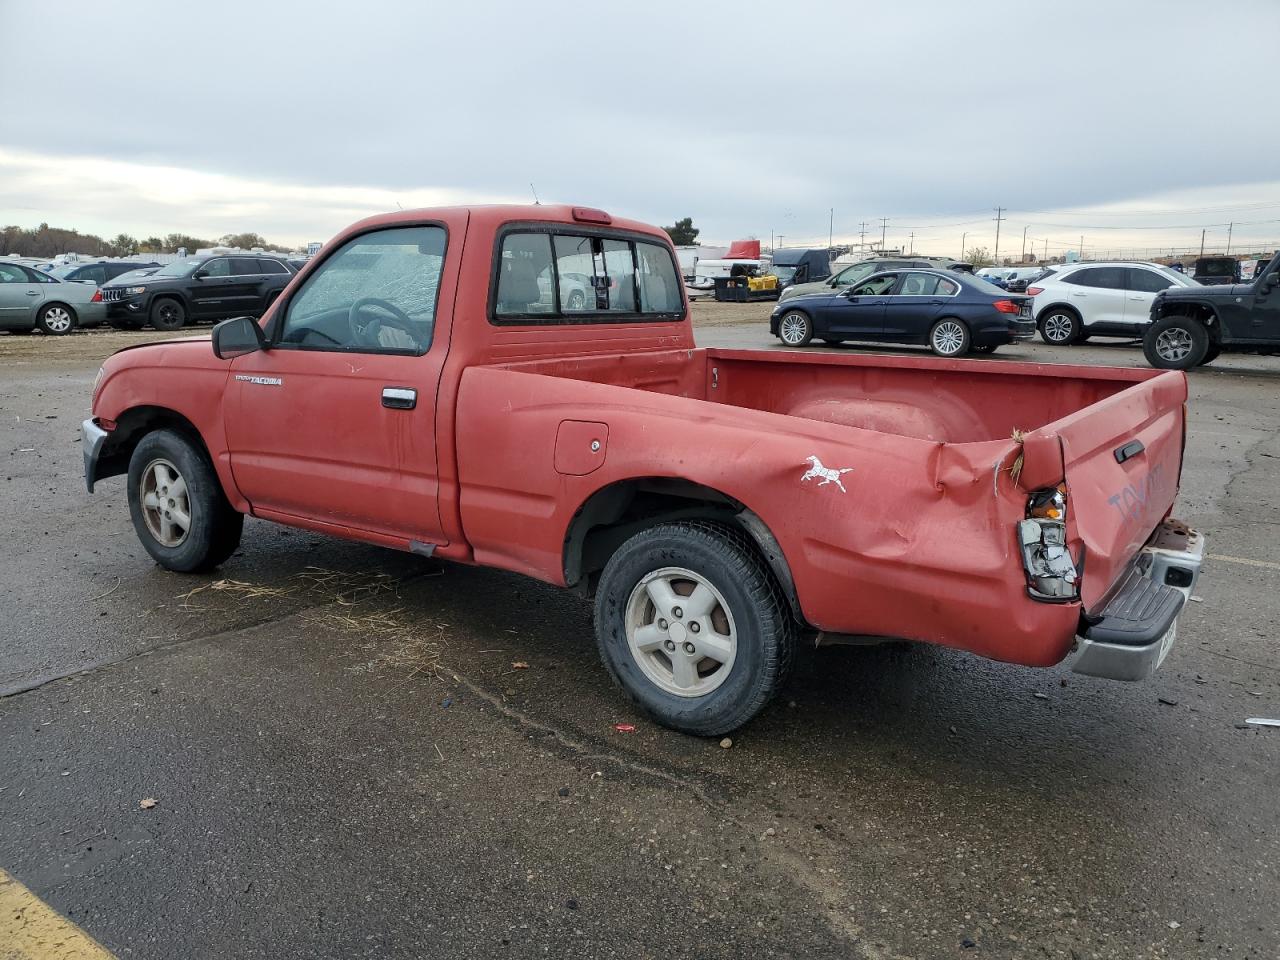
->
[1154, 299, 1219, 331]
[92, 405, 215, 491]
[562, 476, 802, 621]
[1034, 301, 1080, 323]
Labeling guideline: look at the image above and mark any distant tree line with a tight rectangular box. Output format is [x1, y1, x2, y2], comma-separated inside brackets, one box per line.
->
[0, 223, 280, 258]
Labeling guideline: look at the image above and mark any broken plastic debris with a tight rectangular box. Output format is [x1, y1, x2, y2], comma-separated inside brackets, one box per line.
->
[139, 798, 157, 809]
[1245, 718, 1280, 728]
[611, 723, 636, 733]
[511, 661, 529, 669]
[1189, 596, 1204, 603]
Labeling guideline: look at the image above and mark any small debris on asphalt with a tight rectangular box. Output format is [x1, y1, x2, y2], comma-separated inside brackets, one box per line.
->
[719, 737, 733, 749]
[763, 827, 776, 838]
[1158, 697, 1178, 706]
[1189, 596, 1204, 603]
[511, 661, 529, 669]
[566, 899, 578, 910]
[1033, 692, 1049, 700]
[1168, 920, 1181, 930]
[948, 725, 957, 735]
[1245, 717, 1280, 728]
[611, 723, 636, 733]
[139, 798, 157, 809]
[441, 697, 452, 708]
[961, 938, 977, 949]
[557, 786, 570, 797]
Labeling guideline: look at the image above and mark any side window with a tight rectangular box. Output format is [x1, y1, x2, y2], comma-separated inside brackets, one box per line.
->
[1064, 267, 1124, 289]
[900, 272, 940, 295]
[201, 259, 231, 278]
[78, 265, 108, 284]
[1127, 268, 1174, 293]
[850, 273, 897, 296]
[23, 267, 56, 283]
[231, 257, 260, 276]
[636, 241, 680, 313]
[496, 233, 556, 315]
[259, 259, 289, 275]
[278, 225, 446, 354]
[936, 277, 960, 296]
[0, 264, 26, 283]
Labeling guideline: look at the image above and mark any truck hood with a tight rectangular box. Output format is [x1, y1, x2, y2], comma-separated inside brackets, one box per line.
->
[102, 335, 217, 372]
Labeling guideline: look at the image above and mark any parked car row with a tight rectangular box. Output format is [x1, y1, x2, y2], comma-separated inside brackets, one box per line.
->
[0, 260, 107, 334]
[100, 254, 296, 331]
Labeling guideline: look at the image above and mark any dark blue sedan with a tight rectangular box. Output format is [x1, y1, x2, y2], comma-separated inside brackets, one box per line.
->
[769, 268, 1035, 357]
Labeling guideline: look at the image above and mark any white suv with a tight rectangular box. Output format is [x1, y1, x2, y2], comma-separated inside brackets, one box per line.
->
[1029, 262, 1200, 345]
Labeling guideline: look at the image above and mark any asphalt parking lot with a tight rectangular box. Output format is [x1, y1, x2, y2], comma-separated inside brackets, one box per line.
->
[2, 308, 1278, 959]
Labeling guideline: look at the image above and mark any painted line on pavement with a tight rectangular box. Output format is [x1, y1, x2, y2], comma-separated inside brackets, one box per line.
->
[1208, 553, 1280, 572]
[0, 868, 115, 959]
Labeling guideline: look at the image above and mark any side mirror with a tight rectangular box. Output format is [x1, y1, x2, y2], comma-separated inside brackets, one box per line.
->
[192, 269, 208, 280]
[212, 316, 266, 359]
[842, 289, 860, 300]
[1265, 272, 1280, 291]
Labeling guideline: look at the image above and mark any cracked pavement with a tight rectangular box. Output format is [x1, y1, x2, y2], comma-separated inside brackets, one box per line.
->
[1, 313, 1277, 959]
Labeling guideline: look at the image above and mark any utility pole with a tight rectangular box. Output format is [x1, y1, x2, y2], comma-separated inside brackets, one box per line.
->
[1199, 229, 1206, 259]
[960, 231, 967, 260]
[1079, 235, 1084, 260]
[879, 218, 889, 251]
[828, 208, 834, 252]
[1043, 238, 1048, 261]
[1020, 224, 1029, 262]
[1226, 221, 1233, 255]
[908, 231, 914, 255]
[993, 207, 1006, 265]
[858, 221, 868, 252]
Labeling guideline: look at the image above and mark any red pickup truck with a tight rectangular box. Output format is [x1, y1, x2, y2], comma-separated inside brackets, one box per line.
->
[83, 204, 1205, 735]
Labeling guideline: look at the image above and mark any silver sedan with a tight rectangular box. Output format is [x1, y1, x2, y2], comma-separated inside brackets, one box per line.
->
[0, 260, 107, 334]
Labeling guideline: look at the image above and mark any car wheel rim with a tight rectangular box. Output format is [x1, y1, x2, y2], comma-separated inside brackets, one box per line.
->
[932, 321, 964, 355]
[779, 313, 807, 345]
[624, 566, 737, 699]
[44, 308, 71, 332]
[568, 292, 584, 309]
[1044, 314, 1073, 342]
[159, 304, 179, 324]
[1156, 327, 1193, 362]
[139, 458, 191, 548]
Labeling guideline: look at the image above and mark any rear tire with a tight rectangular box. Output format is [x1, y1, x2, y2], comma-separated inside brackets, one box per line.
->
[36, 303, 76, 335]
[777, 310, 813, 347]
[149, 297, 187, 331]
[594, 521, 794, 737]
[127, 429, 243, 573]
[1038, 307, 1081, 345]
[929, 317, 971, 357]
[1144, 315, 1208, 370]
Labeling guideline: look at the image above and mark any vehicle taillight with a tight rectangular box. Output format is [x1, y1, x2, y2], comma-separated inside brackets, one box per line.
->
[1018, 485, 1079, 602]
[993, 299, 1020, 314]
[91, 289, 103, 302]
[1025, 286, 1044, 296]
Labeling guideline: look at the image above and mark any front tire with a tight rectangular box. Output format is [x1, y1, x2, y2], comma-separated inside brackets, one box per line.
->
[1144, 315, 1208, 370]
[149, 297, 187, 331]
[777, 310, 813, 347]
[594, 522, 794, 737]
[1038, 307, 1080, 345]
[36, 303, 76, 335]
[127, 429, 243, 572]
[929, 317, 971, 357]
[1199, 344, 1221, 366]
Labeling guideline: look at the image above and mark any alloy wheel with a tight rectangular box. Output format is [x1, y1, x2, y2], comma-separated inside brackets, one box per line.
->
[139, 458, 191, 547]
[42, 307, 72, 333]
[1043, 313, 1074, 342]
[779, 313, 809, 345]
[624, 566, 737, 698]
[1155, 327, 1193, 363]
[932, 320, 965, 356]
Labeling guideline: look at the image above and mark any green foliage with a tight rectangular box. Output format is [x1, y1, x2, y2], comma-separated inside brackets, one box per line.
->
[663, 217, 700, 246]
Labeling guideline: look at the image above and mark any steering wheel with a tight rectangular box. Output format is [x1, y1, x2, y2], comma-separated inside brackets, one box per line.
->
[347, 297, 417, 347]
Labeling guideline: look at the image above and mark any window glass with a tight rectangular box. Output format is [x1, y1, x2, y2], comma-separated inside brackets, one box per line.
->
[77, 265, 108, 284]
[201, 258, 231, 278]
[554, 235, 601, 310]
[279, 225, 446, 353]
[851, 273, 897, 296]
[936, 276, 960, 296]
[602, 239, 637, 312]
[900, 272, 940, 295]
[1128, 268, 1174, 293]
[259, 259, 289, 275]
[0, 263, 26, 283]
[231, 257, 261, 276]
[636, 242, 681, 312]
[1063, 266, 1124, 289]
[833, 262, 875, 286]
[496, 233, 556, 315]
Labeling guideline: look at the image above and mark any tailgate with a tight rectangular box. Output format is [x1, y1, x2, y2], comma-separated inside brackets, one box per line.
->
[1048, 373, 1188, 610]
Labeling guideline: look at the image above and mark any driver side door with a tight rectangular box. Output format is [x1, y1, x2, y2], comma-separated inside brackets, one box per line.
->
[221, 220, 459, 547]
[819, 273, 898, 337]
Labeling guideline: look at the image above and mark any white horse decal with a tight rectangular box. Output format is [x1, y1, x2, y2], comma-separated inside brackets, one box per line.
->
[801, 455, 853, 493]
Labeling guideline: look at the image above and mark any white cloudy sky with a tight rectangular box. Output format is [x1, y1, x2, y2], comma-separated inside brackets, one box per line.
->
[2, 0, 1278, 258]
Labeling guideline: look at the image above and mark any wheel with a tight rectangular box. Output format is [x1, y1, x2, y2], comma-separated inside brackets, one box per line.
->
[1144, 316, 1208, 370]
[821, 338, 843, 346]
[777, 310, 813, 347]
[1038, 307, 1080, 345]
[149, 298, 187, 331]
[126, 429, 243, 573]
[36, 303, 76, 335]
[566, 289, 586, 310]
[929, 317, 971, 357]
[972, 344, 999, 354]
[594, 521, 795, 736]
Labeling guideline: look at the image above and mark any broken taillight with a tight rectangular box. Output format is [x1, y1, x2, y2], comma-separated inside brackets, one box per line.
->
[1018, 486, 1080, 602]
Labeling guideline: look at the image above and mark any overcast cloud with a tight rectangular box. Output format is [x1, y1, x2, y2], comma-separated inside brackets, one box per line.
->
[2, 0, 1278, 256]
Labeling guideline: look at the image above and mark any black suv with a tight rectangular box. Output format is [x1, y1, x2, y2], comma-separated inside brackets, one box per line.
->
[100, 255, 295, 330]
[51, 260, 160, 286]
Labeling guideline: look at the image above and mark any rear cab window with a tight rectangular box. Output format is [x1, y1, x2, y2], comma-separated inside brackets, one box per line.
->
[492, 225, 682, 324]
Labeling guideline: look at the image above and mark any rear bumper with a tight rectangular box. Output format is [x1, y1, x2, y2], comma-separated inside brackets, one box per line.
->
[1064, 519, 1205, 681]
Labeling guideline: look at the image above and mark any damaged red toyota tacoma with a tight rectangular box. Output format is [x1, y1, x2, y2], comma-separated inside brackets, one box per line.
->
[83, 205, 1205, 735]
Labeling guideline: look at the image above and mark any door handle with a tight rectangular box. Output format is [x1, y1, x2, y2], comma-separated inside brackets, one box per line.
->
[1128, 296, 1145, 301]
[26, 291, 40, 296]
[930, 298, 944, 305]
[381, 386, 417, 410]
[1114, 439, 1145, 464]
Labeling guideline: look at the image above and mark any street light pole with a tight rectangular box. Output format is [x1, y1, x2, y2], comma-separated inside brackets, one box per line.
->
[960, 231, 967, 260]
[1021, 224, 1029, 262]
[829, 208, 834, 252]
[993, 206, 1006, 264]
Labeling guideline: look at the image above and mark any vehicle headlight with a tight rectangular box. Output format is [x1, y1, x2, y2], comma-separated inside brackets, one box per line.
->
[1017, 485, 1079, 601]
[125, 286, 147, 294]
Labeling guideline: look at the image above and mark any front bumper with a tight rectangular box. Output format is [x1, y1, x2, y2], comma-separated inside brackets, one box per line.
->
[1064, 519, 1205, 681]
[82, 417, 109, 493]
